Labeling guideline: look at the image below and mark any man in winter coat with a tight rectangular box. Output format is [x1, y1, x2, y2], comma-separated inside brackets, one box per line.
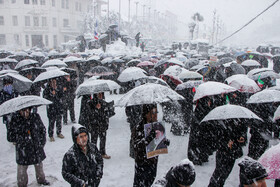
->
[238, 157, 268, 187]
[208, 119, 247, 187]
[62, 75, 76, 125]
[86, 92, 112, 159]
[43, 78, 64, 142]
[62, 124, 103, 187]
[131, 104, 170, 187]
[0, 77, 19, 141]
[153, 158, 196, 187]
[8, 107, 50, 187]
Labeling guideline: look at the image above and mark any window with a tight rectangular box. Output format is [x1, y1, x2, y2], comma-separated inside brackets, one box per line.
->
[45, 35, 48, 46]
[51, 0, 55, 6]
[0, 34, 6, 45]
[65, 0, 69, 9]
[63, 19, 69, 27]
[40, 0, 45, 5]
[14, 34, 19, 45]
[0, 0, 4, 4]
[61, 0, 65, 8]
[32, 0, 38, 5]
[24, 0, 29, 4]
[25, 35, 29, 46]
[33, 16, 39, 26]
[11, 0, 16, 3]
[12, 16, 18, 26]
[53, 35, 57, 48]
[0, 16, 4, 25]
[25, 16, 30, 26]
[52, 17, 56, 27]
[42, 17, 47, 26]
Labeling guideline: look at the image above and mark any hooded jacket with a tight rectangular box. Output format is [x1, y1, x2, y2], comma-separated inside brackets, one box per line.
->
[62, 124, 103, 187]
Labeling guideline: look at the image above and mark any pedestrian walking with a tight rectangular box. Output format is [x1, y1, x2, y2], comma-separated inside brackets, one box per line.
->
[43, 78, 64, 142]
[62, 124, 103, 187]
[8, 107, 50, 187]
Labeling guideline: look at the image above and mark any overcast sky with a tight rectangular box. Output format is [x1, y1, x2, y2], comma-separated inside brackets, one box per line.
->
[107, 0, 280, 46]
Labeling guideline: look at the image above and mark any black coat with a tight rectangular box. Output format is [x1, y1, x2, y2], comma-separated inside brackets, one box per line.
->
[8, 112, 46, 165]
[43, 85, 63, 118]
[0, 89, 19, 124]
[62, 79, 77, 102]
[62, 143, 103, 187]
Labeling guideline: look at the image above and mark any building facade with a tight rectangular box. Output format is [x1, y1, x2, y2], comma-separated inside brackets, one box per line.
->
[0, 0, 94, 50]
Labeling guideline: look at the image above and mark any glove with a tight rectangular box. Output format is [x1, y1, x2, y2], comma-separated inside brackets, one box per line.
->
[164, 139, 170, 146]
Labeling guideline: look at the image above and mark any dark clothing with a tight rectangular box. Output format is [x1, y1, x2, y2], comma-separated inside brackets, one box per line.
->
[43, 85, 63, 137]
[62, 143, 103, 187]
[62, 79, 76, 123]
[248, 128, 269, 160]
[8, 112, 46, 165]
[0, 89, 19, 124]
[91, 130, 107, 155]
[78, 95, 91, 127]
[132, 120, 158, 187]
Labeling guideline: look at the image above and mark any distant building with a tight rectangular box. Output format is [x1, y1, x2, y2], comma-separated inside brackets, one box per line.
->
[0, 0, 95, 50]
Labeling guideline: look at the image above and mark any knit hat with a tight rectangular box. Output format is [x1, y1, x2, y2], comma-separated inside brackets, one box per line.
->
[238, 157, 268, 185]
[166, 158, 196, 186]
[71, 124, 89, 144]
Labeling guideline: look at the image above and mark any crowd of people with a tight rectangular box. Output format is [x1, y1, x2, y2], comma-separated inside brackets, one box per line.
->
[0, 40, 280, 187]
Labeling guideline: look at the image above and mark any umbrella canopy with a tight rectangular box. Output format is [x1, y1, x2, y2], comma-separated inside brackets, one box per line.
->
[201, 104, 262, 123]
[241, 59, 261, 67]
[41, 59, 67, 68]
[163, 65, 182, 77]
[19, 67, 46, 80]
[137, 61, 154, 67]
[167, 58, 185, 67]
[141, 76, 169, 87]
[178, 70, 203, 81]
[115, 83, 184, 107]
[229, 63, 246, 75]
[127, 59, 141, 67]
[117, 67, 147, 82]
[225, 74, 260, 93]
[259, 143, 280, 179]
[33, 69, 69, 83]
[0, 95, 52, 116]
[175, 80, 204, 90]
[247, 90, 280, 104]
[0, 69, 18, 75]
[85, 66, 115, 77]
[60, 67, 77, 79]
[247, 68, 280, 81]
[15, 59, 38, 70]
[193, 81, 237, 102]
[101, 57, 113, 65]
[0, 73, 32, 93]
[76, 79, 120, 96]
[30, 51, 45, 57]
[0, 57, 18, 64]
[215, 57, 234, 67]
[63, 56, 83, 64]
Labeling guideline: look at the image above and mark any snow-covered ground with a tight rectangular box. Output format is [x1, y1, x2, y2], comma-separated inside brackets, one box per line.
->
[0, 92, 278, 187]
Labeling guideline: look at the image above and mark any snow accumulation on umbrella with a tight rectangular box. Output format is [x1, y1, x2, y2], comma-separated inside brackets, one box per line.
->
[76, 79, 120, 96]
[193, 81, 237, 101]
[225, 74, 260, 93]
[115, 83, 184, 107]
[117, 67, 147, 82]
[33, 69, 69, 83]
[259, 143, 280, 179]
[201, 104, 262, 123]
[63, 56, 83, 63]
[241, 59, 261, 67]
[15, 59, 38, 70]
[41, 59, 67, 68]
[0, 95, 52, 116]
[163, 65, 182, 77]
[247, 90, 280, 104]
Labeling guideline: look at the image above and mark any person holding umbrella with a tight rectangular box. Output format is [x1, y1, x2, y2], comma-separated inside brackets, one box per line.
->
[132, 104, 170, 187]
[62, 75, 76, 125]
[0, 77, 19, 141]
[43, 78, 64, 142]
[6, 102, 50, 186]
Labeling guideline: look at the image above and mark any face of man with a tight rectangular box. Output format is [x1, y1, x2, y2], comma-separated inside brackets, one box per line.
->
[76, 132, 88, 148]
[145, 108, 158, 123]
[97, 93, 103, 100]
[50, 79, 57, 88]
[20, 108, 30, 119]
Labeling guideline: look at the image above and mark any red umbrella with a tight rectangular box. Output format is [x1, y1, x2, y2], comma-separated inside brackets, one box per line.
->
[137, 61, 154, 67]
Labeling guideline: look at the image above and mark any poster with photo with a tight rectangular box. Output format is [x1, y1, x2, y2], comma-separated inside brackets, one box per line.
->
[144, 122, 168, 159]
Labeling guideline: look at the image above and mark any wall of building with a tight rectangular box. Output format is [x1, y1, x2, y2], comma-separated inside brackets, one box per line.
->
[0, 0, 92, 50]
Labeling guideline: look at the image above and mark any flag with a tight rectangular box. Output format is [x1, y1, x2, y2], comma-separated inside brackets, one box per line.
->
[257, 75, 264, 88]
[226, 95, 230, 104]
[94, 21, 99, 40]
